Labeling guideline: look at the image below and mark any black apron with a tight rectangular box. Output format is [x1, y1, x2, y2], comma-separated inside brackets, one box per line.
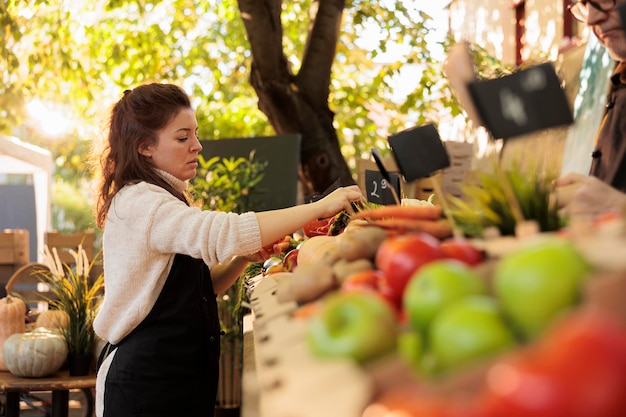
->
[100, 254, 221, 417]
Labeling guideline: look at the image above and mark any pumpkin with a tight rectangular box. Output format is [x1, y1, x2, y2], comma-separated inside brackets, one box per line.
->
[36, 309, 70, 331]
[2, 328, 68, 377]
[0, 264, 33, 371]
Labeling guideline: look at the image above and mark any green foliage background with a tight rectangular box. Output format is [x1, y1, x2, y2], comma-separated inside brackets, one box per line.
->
[1, 1, 509, 234]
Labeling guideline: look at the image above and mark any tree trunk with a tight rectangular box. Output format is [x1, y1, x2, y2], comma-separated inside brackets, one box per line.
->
[237, 0, 355, 197]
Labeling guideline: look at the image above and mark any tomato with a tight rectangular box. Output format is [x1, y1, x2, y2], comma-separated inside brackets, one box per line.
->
[341, 269, 402, 316]
[363, 384, 478, 417]
[376, 275, 404, 314]
[477, 309, 626, 417]
[341, 269, 380, 293]
[375, 233, 445, 299]
[478, 352, 570, 417]
[440, 238, 484, 266]
[302, 217, 334, 238]
[536, 310, 626, 417]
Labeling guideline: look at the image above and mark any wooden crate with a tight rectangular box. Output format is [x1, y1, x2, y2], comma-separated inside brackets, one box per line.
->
[44, 230, 95, 264]
[0, 229, 29, 265]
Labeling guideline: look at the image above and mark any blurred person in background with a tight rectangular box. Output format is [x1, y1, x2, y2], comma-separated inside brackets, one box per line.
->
[556, 0, 626, 218]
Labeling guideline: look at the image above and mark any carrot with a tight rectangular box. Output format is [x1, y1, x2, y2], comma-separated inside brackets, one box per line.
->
[352, 204, 443, 221]
[364, 218, 453, 240]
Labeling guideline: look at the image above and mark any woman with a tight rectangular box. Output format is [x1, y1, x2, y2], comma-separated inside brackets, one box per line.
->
[93, 82, 363, 416]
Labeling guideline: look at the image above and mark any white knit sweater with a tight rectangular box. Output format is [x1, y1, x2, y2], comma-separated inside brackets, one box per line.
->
[93, 170, 262, 345]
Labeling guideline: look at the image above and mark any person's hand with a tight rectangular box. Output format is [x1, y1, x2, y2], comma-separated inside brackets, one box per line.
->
[242, 248, 273, 263]
[553, 172, 626, 219]
[314, 185, 364, 219]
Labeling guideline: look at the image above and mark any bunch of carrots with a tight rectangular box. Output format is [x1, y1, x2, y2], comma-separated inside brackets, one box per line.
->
[351, 204, 453, 240]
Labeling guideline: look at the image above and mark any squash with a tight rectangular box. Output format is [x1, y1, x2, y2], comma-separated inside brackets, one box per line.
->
[296, 235, 341, 267]
[2, 328, 68, 377]
[35, 309, 70, 331]
[0, 264, 32, 370]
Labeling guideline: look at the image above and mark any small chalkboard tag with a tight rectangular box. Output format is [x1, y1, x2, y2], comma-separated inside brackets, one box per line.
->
[388, 124, 451, 182]
[365, 169, 401, 205]
[467, 62, 573, 140]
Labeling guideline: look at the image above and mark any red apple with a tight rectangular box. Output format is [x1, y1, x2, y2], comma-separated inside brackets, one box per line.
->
[440, 238, 484, 266]
[375, 233, 445, 299]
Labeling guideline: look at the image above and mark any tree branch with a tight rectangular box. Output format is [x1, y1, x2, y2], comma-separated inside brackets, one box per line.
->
[237, 0, 291, 81]
[298, 0, 345, 108]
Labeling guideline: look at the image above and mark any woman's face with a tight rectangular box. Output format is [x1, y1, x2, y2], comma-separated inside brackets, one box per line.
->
[141, 107, 202, 181]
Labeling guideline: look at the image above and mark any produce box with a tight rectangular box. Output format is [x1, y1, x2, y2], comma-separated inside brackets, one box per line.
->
[0, 229, 29, 265]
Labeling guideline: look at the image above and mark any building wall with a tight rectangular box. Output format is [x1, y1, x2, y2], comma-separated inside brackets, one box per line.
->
[449, 0, 517, 63]
[446, 0, 594, 179]
[448, 0, 588, 65]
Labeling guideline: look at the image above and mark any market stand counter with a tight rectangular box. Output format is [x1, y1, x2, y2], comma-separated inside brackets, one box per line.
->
[241, 228, 626, 417]
[243, 274, 372, 417]
[0, 370, 95, 417]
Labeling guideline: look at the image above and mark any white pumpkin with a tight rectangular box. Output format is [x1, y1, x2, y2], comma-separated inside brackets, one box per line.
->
[3, 328, 68, 377]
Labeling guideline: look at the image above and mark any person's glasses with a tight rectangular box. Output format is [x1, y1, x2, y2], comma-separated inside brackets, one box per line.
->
[568, 0, 617, 22]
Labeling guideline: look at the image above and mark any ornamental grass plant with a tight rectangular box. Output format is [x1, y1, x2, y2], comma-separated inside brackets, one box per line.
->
[37, 245, 104, 357]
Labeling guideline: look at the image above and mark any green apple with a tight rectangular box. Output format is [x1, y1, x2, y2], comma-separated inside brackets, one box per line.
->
[494, 238, 591, 340]
[396, 330, 423, 371]
[307, 291, 398, 363]
[430, 295, 516, 373]
[403, 259, 487, 335]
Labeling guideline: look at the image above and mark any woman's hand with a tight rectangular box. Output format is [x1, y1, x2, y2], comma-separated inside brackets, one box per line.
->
[255, 185, 364, 249]
[313, 185, 365, 219]
[553, 172, 626, 219]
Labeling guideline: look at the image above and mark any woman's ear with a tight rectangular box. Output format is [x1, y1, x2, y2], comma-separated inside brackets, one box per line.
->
[138, 145, 152, 158]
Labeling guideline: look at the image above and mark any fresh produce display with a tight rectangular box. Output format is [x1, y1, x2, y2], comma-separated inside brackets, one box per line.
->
[363, 310, 626, 417]
[250, 197, 626, 417]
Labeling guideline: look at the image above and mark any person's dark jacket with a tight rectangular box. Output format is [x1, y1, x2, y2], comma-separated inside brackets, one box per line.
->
[590, 62, 626, 192]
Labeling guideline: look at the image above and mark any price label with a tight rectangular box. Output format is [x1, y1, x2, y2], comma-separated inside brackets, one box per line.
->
[388, 124, 450, 182]
[365, 169, 401, 205]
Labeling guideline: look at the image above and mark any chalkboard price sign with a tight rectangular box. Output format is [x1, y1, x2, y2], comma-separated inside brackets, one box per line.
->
[365, 169, 401, 205]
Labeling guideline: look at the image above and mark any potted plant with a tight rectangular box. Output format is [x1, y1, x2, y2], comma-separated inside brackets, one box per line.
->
[36, 244, 104, 376]
[191, 151, 267, 416]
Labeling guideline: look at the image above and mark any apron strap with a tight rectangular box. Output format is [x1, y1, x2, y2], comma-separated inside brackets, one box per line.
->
[96, 342, 118, 372]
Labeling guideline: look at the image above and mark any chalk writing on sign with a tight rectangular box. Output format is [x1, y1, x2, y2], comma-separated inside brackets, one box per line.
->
[365, 169, 401, 205]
